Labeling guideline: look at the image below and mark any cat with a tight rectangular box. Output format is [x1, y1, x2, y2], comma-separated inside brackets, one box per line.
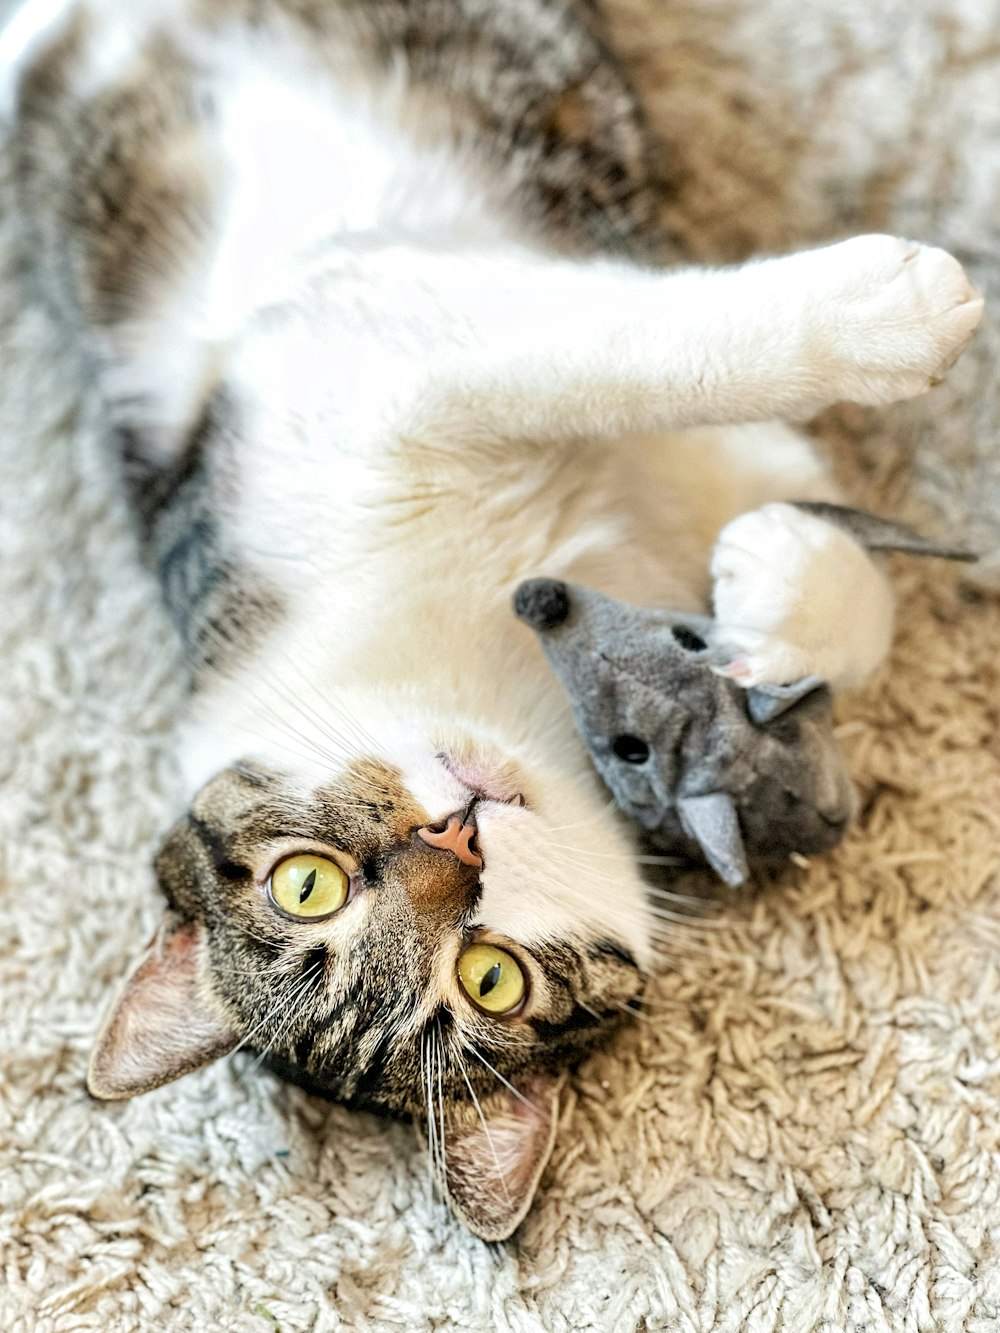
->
[1, 0, 982, 1239]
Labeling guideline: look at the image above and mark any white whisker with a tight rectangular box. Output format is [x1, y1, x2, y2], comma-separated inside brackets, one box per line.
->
[229, 959, 324, 1068]
[455, 1047, 511, 1206]
[464, 1042, 540, 1114]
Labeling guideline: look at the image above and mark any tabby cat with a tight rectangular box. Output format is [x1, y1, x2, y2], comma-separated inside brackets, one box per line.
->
[0, 0, 981, 1238]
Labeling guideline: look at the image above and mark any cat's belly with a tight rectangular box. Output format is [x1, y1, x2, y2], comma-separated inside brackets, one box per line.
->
[180, 408, 835, 790]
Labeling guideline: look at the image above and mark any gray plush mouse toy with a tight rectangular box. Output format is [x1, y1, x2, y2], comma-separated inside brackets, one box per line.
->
[514, 503, 975, 887]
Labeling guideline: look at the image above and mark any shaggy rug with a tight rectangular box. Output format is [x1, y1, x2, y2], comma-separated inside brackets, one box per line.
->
[2, 2, 1000, 1331]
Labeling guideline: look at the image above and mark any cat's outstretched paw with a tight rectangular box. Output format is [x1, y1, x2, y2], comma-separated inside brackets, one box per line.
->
[806, 234, 983, 407]
[709, 502, 895, 690]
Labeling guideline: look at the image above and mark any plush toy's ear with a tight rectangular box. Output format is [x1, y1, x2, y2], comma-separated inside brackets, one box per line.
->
[439, 1073, 565, 1242]
[87, 917, 240, 1101]
[792, 501, 978, 561]
[677, 792, 749, 887]
[746, 676, 827, 724]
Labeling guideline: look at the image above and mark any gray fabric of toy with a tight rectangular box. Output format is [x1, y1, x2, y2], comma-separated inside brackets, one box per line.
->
[514, 503, 975, 887]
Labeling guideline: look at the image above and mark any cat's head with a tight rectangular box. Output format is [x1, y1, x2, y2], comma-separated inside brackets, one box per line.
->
[87, 714, 651, 1241]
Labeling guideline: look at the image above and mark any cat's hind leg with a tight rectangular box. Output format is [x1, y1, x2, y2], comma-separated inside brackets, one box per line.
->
[10, 8, 223, 463]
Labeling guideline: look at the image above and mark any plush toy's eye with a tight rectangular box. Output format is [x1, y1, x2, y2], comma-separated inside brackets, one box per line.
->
[268, 854, 350, 919]
[612, 734, 650, 764]
[457, 943, 526, 1015]
[671, 625, 707, 652]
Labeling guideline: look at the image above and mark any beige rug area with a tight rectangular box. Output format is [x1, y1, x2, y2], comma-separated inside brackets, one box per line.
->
[3, 2, 1000, 1330]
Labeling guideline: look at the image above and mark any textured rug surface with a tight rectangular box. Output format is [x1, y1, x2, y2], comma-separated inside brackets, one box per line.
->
[3, 3, 1000, 1331]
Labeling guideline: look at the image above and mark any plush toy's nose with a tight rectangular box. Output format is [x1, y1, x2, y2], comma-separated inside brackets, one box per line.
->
[513, 579, 570, 630]
[416, 809, 484, 868]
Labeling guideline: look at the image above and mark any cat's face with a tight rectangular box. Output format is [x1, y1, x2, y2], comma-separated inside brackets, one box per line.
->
[88, 719, 652, 1240]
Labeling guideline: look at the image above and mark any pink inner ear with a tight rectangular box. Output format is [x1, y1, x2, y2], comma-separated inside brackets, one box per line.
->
[442, 1073, 564, 1242]
[477, 1079, 556, 1200]
[87, 919, 238, 1100]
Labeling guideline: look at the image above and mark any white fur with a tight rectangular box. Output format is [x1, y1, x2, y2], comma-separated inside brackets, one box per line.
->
[9, 2, 984, 970]
[709, 502, 896, 688]
[223, 235, 981, 456]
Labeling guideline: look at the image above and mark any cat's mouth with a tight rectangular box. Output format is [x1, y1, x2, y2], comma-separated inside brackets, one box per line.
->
[437, 751, 528, 808]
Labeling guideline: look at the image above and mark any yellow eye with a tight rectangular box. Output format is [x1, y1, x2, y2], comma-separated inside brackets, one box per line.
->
[457, 943, 526, 1015]
[268, 854, 350, 919]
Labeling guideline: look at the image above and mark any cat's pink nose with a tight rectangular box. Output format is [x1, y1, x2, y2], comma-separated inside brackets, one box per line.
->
[416, 810, 483, 869]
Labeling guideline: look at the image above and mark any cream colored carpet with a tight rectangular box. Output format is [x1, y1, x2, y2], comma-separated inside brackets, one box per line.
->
[3, 2, 1000, 1330]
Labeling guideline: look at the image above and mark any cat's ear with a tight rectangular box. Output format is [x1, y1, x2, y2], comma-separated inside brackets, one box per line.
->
[87, 916, 240, 1100]
[440, 1072, 566, 1242]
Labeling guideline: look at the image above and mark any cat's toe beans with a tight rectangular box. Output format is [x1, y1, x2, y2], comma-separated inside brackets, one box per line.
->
[711, 640, 808, 690]
[713, 655, 751, 681]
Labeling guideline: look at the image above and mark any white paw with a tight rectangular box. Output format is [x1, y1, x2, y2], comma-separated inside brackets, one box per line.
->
[709, 503, 895, 690]
[806, 235, 983, 407]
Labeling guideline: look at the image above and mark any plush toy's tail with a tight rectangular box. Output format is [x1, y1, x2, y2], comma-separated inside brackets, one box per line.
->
[792, 502, 979, 562]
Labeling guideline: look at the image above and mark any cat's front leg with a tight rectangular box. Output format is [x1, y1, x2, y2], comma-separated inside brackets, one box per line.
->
[382, 234, 981, 446]
[708, 503, 896, 691]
